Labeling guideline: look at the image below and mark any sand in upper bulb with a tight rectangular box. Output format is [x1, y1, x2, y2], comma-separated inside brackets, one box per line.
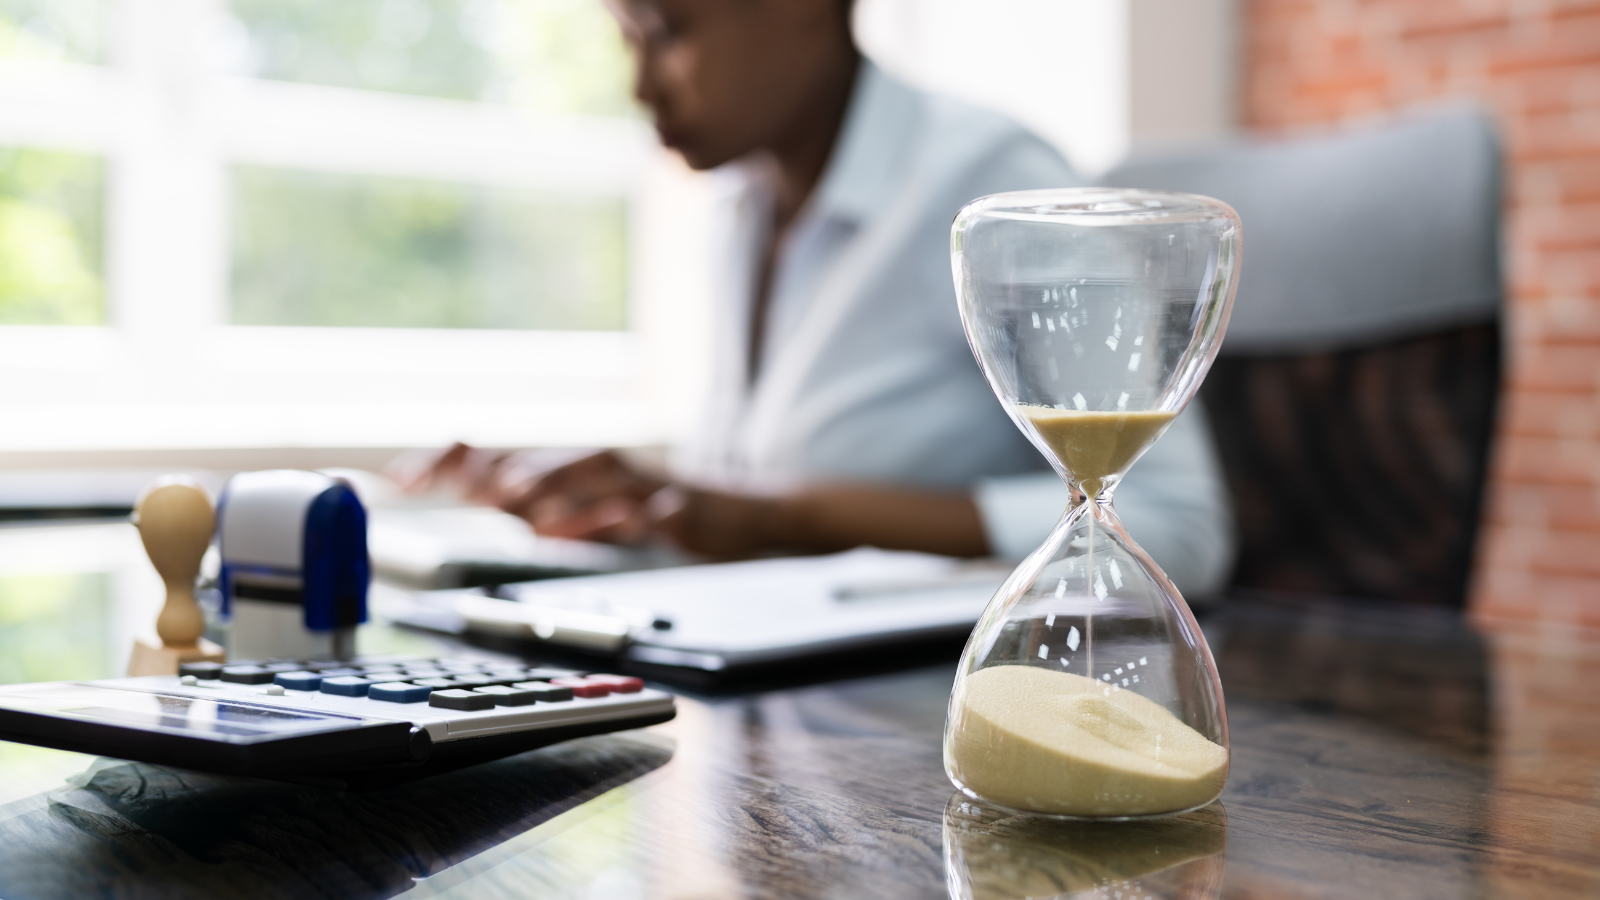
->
[946, 665, 1228, 818]
[1018, 406, 1176, 495]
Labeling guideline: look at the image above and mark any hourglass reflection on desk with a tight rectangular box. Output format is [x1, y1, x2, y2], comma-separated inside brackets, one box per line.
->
[945, 188, 1242, 820]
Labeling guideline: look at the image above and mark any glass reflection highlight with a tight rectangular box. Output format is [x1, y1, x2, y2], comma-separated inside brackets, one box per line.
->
[943, 793, 1226, 900]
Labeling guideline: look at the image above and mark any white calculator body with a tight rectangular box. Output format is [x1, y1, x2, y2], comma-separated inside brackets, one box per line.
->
[0, 657, 675, 789]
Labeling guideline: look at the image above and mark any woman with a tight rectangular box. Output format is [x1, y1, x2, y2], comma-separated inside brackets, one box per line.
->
[407, 0, 1234, 596]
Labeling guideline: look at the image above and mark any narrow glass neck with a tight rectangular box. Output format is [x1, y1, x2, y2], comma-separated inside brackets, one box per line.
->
[1068, 478, 1117, 510]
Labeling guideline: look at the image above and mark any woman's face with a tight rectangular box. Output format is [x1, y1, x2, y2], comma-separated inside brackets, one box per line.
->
[605, 0, 853, 170]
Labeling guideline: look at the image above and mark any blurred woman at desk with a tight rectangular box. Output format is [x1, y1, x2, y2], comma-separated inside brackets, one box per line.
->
[406, 0, 1234, 597]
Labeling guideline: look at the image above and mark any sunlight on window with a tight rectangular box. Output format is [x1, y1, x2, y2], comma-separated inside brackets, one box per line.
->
[230, 165, 628, 330]
[0, 148, 104, 326]
[0, 0, 104, 64]
[226, 0, 637, 118]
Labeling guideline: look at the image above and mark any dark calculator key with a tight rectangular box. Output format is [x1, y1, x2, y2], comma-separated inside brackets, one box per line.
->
[320, 676, 374, 697]
[439, 661, 484, 672]
[301, 660, 350, 672]
[587, 675, 644, 694]
[220, 666, 277, 685]
[368, 682, 433, 703]
[273, 671, 323, 691]
[429, 689, 496, 711]
[550, 677, 610, 698]
[411, 677, 459, 689]
[474, 685, 540, 706]
[319, 667, 362, 677]
[361, 672, 404, 683]
[449, 676, 493, 689]
[178, 661, 225, 679]
[403, 668, 445, 679]
[475, 672, 528, 687]
[511, 682, 574, 702]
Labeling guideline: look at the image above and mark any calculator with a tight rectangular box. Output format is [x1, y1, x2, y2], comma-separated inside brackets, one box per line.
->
[0, 656, 676, 790]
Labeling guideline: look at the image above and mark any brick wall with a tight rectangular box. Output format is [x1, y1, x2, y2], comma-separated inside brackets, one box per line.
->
[1244, 0, 1600, 626]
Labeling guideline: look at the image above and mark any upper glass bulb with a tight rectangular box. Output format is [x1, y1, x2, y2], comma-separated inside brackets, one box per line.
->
[944, 188, 1241, 819]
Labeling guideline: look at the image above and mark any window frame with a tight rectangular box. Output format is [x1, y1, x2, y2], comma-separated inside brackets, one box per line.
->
[0, 0, 659, 455]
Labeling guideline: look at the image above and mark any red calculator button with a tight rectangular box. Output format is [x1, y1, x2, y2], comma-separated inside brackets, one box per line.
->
[551, 677, 611, 698]
[587, 675, 644, 693]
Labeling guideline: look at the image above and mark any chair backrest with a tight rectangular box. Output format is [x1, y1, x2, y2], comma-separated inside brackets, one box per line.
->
[1101, 108, 1504, 606]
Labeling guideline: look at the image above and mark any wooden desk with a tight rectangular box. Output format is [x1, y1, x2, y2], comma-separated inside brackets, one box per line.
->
[0, 537, 1595, 897]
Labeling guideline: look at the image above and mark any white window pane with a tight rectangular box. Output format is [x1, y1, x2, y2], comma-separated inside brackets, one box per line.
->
[0, 146, 103, 325]
[0, 0, 105, 64]
[225, 0, 637, 118]
[229, 165, 628, 330]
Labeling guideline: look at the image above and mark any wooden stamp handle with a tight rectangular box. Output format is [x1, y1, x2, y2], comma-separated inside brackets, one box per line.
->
[135, 479, 215, 648]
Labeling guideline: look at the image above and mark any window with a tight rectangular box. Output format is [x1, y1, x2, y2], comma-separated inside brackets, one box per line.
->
[231, 167, 628, 330]
[0, 147, 103, 324]
[0, 0, 657, 454]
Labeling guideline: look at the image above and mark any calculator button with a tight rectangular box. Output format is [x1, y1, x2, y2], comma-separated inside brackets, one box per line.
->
[429, 689, 496, 711]
[273, 671, 323, 691]
[220, 666, 277, 685]
[368, 682, 433, 703]
[411, 677, 459, 689]
[178, 662, 225, 679]
[403, 668, 445, 679]
[587, 675, 644, 694]
[474, 685, 540, 706]
[320, 676, 374, 697]
[448, 676, 493, 689]
[511, 682, 574, 702]
[319, 667, 362, 677]
[550, 677, 610, 698]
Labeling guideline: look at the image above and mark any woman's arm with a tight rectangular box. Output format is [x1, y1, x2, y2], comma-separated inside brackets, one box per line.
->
[661, 482, 990, 559]
[397, 444, 991, 559]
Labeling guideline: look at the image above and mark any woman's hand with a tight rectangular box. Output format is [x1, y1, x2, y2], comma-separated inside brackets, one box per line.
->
[393, 443, 991, 558]
[392, 444, 667, 544]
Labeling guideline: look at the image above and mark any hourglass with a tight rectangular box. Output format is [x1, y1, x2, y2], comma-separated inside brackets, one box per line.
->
[944, 188, 1241, 820]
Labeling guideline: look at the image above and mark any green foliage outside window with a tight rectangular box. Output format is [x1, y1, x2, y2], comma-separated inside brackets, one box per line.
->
[229, 0, 638, 118]
[0, 0, 103, 63]
[231, 165, 628, 330]
[0, 148, 104, 325]
[0, 573, 113, 684]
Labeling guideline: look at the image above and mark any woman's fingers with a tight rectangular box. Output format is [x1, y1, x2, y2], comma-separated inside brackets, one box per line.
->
[385, 442, 475, 493]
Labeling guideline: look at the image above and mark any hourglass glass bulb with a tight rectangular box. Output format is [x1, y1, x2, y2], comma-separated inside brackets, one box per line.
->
[944, 188, 1241, 819]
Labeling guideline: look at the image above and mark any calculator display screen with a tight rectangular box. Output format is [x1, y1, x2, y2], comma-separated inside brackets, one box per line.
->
[0, 685, 361, 742]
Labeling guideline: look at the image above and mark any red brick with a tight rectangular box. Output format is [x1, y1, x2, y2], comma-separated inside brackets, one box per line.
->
[1507, 345, 1600, 391]
[1495, 435, 1600, 486]
[1501, 391, 1600, 440]
[1398, 13, 1509, 40]
[1474, 572, 1600, 627]
[1485, 481, 1600, 531]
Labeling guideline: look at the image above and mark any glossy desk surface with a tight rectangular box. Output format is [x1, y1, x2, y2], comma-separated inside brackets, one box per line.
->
[0, 522, 1597, 899]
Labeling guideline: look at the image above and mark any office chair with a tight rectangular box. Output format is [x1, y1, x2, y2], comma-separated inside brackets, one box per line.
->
[1102, 107, 1504, 606]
